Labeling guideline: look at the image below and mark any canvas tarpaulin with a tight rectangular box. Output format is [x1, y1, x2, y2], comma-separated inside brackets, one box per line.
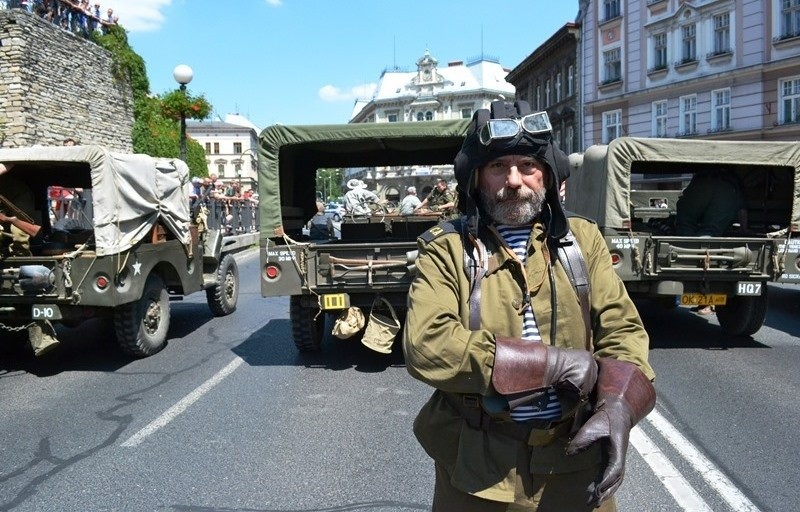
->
[257, 120, 470, 240]
[565, 137, 800, 230]
[0, 145, 190, 256]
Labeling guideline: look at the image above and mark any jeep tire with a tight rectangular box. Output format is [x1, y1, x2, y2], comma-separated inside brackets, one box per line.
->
[206, 253, 239, 316]
[716, 286, 769, 336]
[290, 295, 325, 352]
[114, 273, 170, 357]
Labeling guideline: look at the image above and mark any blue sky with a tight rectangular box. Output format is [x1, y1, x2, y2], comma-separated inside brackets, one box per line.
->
[120, 0, 579, 131]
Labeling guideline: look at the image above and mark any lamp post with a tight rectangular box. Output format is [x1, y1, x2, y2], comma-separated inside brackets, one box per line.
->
[237, 148, 257, 191]
[172, 64, 194, 162]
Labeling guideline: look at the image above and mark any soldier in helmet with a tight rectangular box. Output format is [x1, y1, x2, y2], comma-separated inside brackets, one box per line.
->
[403, 100, 656, 511]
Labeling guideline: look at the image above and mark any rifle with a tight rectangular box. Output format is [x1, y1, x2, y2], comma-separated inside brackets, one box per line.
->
[0, 192, 35, 224]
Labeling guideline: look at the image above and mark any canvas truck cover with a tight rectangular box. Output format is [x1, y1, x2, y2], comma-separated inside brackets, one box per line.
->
[0, 145, 190, 256]
[257, 120, 470, 240]
[565, 137, 800, 231]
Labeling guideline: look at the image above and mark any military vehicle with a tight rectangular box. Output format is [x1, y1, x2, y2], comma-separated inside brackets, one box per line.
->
[0, 145, 258, 357]
[565, 137, 800, 336]
[257, 120, 469, 352]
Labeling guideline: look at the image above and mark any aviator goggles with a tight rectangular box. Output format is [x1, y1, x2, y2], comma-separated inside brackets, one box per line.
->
[478, 111, 553, 146]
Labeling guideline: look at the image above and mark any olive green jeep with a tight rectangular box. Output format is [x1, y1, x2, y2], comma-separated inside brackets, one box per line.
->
[566, 137, 800, 336]
[0, 145, 257, 357]
[257, 120, 469, 352]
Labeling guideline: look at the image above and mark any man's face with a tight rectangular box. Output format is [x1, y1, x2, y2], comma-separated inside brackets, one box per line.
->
[435, 181, 447, 192]
[478, 154, 549, 226]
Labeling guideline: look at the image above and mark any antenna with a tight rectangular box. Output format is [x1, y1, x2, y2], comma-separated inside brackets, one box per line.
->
[481, 25, 484, 59]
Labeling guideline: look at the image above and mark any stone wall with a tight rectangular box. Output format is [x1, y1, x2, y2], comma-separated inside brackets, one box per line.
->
[0, 9, 133, 151]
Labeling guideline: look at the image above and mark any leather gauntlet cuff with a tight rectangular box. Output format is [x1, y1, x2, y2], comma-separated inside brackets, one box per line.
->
[491, 336, 550, 396]
[595, 357, 656, 424]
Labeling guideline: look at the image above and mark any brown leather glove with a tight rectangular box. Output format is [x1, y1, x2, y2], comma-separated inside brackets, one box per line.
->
[566, 357, 656, 507]
[492, 336, 598, 408]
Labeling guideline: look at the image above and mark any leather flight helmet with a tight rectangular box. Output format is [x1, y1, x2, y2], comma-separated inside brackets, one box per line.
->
[453, 100, 571, 239]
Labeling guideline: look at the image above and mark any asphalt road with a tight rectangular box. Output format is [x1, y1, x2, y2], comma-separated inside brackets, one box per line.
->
[1, 249, 799, 512]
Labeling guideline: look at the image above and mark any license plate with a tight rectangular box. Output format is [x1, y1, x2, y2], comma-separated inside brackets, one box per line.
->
[31, 304, 62, 320]
[736, 282, 762, 296]
[321, 293, 349, 311]
[680, 294, 727, 306]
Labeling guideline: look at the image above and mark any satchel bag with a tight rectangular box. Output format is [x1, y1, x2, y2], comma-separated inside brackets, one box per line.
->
[361, 297, 401, 354]
[331, 307, 365, 339]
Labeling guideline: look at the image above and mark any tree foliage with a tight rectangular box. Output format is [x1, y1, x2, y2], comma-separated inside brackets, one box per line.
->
[93, 25, 210, 177]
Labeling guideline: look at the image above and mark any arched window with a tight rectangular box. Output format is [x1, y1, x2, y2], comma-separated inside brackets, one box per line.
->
[425, 111, 433, 121]
[416, 112, 424, 121]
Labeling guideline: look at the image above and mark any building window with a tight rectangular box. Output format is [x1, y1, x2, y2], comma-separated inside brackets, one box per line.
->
[460, 107, 472, 119]
[653, 33, 668, 70]
[566, 126, 574, 154]
[545, 79, 552, 106]
[213, 142, 220, 154]
[555, 72, 563, 102]
[679, 94, 697, 135]
[781, 0, 800, 39]
[711, 88, 731, 132]
[603, 48, 622, 83]
[682, 24, 697, 63]
[712, 12, 731, 55]
[387, 112, 399, 122]
[536, 85, 541, 110]
[554, 130, 562, 150]
[602, 109, 622, 143]
[235, 163, 242, 175]
[416, 112, 424, 121]
[567, 65, 574, 96]
[233, 142, 242, 154]
[603, 0, 621, 21]
[652, 100, 668, 137]
[425, 111, 434, 121]
[204, 142, 211, 154]
[217, 164, 224, 175]
[780, 76, 800, 124]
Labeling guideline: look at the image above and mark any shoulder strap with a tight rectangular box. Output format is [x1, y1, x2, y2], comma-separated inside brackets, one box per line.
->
[553, 229, 592, 350]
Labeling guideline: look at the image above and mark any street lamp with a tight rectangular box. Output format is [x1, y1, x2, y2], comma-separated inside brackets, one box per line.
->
[172, 64, 194, 162]
[236, 148, 257, 191]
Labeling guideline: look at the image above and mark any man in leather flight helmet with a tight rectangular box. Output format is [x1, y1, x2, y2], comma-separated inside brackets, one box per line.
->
[403, 100, 656, 511]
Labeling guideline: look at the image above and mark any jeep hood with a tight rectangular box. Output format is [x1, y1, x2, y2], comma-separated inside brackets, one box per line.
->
[0, 145, 190, 256]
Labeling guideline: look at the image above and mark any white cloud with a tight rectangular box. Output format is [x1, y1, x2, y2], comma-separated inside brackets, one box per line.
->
[318, 83, 377, 102]
[111, 0, 171, 33]
[265, 0, 282, 5]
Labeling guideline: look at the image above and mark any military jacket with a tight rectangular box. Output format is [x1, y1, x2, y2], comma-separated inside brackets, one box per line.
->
[425, 187, 455, 210]
[402, 216, 654, 503]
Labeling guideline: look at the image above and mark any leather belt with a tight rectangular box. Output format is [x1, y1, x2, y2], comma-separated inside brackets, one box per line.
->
[443, 392, 574, 447]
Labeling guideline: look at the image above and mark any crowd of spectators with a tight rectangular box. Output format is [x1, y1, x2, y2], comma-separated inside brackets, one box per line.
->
[188, 174, 259, 235]
[1, 0, 119, 38]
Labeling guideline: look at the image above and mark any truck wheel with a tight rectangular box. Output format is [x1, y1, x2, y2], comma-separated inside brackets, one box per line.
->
[114, 274, 170, 357]
[206, 254, 239, 316]
[716, 287, 769, 336]
[290, 296, 324, 352]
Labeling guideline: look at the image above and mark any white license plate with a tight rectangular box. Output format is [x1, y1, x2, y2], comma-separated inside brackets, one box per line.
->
[31, 304, 61, 320]
[736, 282, 762, 296]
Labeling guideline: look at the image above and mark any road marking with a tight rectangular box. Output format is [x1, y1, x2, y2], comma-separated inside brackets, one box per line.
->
[120, 357, 244, 448]
[630, 426, 713, 511]
[644, 409, 762, 512]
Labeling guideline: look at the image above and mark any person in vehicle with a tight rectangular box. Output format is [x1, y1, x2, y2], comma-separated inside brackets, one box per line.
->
[403, 101, 655, 511]
[307, 201, 335, 240]
[343, 179, 378, 216]
[676, 168, 747, 315]
[398, 186, 421, 215]
[414, 178, 455, 214]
